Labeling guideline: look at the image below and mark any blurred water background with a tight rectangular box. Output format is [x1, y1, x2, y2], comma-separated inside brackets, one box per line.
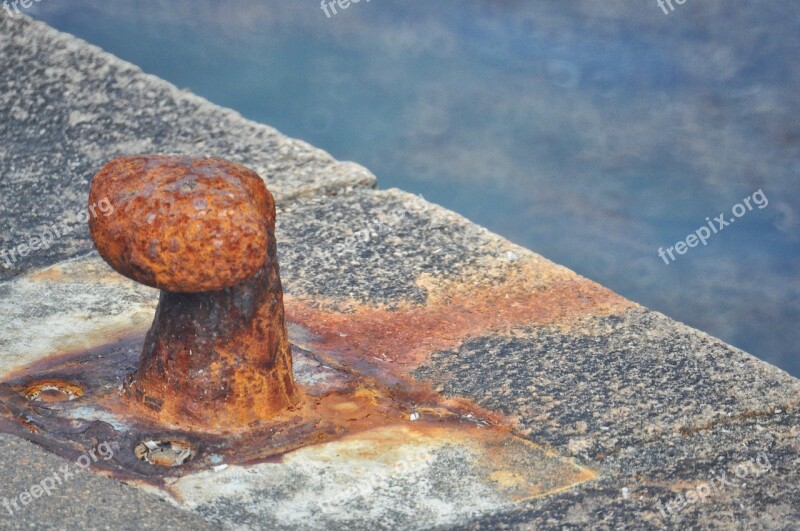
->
[27, 1, 799, 376]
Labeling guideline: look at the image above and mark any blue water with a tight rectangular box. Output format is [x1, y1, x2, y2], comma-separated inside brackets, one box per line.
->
[29, 1, 799, 376]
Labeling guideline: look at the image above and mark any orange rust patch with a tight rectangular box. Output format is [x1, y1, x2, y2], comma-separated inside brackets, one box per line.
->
[25, 266, 70, 282]
[286, 275, 634, 373]
[0, 247, 613, 491]
[26, 258, 159, 290]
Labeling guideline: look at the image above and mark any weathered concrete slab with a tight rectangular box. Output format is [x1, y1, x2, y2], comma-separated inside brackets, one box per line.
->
[277, 190, 798, 432]
[1, 189, 797, 529]
[0, 15, 375, 281]
[0, 255, 157, 375]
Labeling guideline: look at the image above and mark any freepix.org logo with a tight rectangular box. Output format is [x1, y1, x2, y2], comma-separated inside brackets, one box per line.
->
[1, 197, 115, 268]
[2, 0, 45, 18]
[658, 189, 768, 265]
[2, 442, 114, 518]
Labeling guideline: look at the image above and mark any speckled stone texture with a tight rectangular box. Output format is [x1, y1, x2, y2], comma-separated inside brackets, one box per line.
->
[1, 13, 799, 531]
[415, 309, 798, 458]
[0, 434, 216, 531]
[462, 410, 800, 530]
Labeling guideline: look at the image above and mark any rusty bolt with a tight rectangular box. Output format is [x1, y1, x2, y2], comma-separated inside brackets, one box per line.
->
[88, 155, 300, 432]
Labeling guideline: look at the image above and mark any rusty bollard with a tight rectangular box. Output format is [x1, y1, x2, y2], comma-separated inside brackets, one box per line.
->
[88, 155, 300, 432]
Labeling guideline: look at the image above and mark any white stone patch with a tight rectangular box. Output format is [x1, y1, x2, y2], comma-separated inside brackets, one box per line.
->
[0, 254, 158, 375]
[167, 425, 512, 530]
[60, 405, 131, 432]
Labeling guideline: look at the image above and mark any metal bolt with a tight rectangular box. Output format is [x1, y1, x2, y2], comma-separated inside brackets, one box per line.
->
[88, 155, 300, 432]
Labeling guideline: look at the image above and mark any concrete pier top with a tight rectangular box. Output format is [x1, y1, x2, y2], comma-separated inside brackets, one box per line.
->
[1, 14, 798, 530]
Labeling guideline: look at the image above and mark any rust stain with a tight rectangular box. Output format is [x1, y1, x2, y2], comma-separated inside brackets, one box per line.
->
[25, 266, 70, 282]
[0, 331, 527, 486]
[286, 272, 635, 375]
[26, 257, 158, 290]
[0, 278, 601, 501]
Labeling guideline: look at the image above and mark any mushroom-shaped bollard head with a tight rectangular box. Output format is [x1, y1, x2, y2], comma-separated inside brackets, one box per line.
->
[89, 155, 300, 432]
[89, 156, 271, 292]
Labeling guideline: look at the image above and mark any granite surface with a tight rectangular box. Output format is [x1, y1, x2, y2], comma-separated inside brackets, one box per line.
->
[465, 410, 800, 529]
[0, 13, 798, 531]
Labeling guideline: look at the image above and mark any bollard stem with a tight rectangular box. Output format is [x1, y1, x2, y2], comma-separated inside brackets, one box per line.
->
[127, 234, 299, 431]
